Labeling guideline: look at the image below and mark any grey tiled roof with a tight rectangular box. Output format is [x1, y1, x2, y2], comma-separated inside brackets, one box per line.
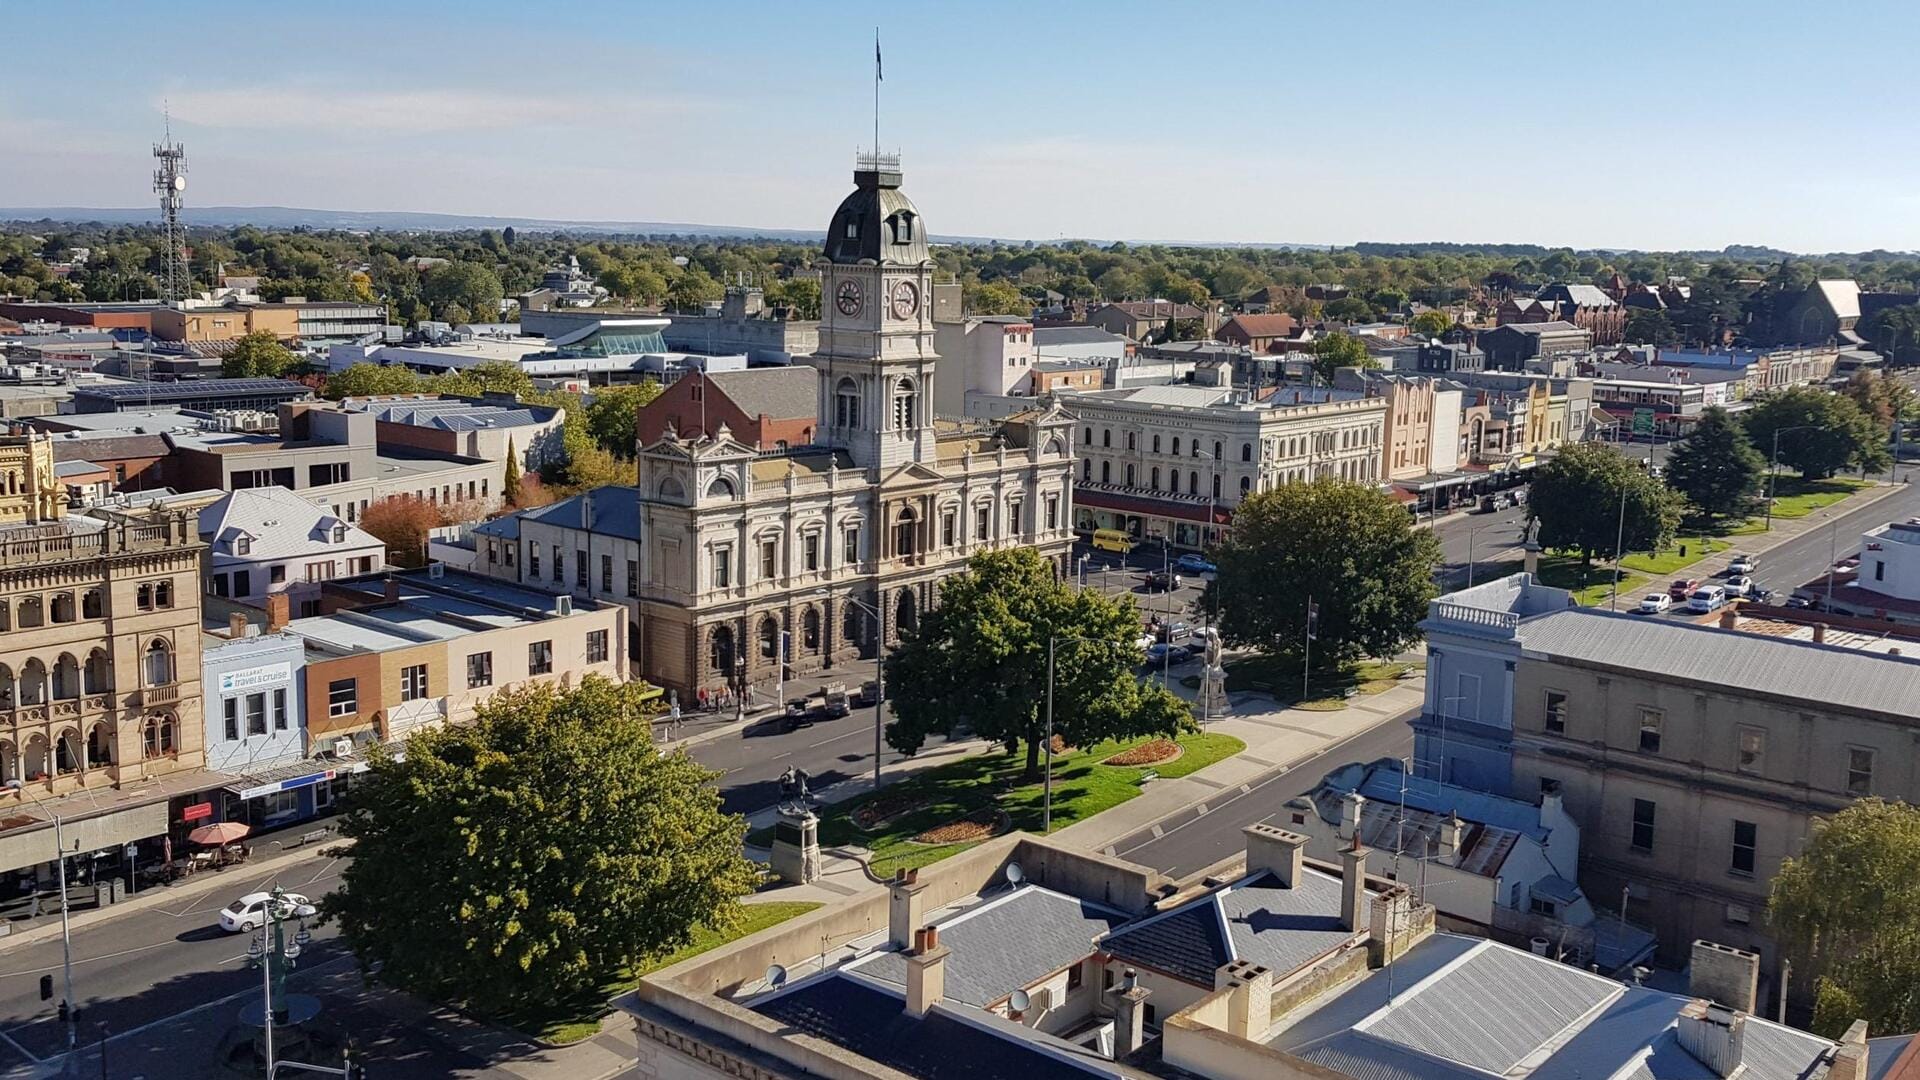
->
[704, 366, 819, 421]
[1034, 326, 1127, 347]
[515, 485, 642, 541]
[1515, 607, 1920, 720]
[1099, 894, 1229, 985]
[850, 886, 1127, 1007]
[1100, 868, 1357, 987]
[751, 974, 1121, 1080]
[198, 487, 382, 561]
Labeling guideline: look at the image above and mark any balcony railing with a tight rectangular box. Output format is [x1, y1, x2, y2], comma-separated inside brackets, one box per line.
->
[1430, 601, 1520, 633]
[139, 683, 181, 707]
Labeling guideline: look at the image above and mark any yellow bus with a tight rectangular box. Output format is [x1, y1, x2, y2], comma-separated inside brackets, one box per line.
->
[1091, 528, 1135, 554]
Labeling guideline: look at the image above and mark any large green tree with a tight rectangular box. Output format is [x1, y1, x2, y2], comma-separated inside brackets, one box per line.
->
[1529, 442, 1683, 567]
[1204, 479, 1440, 668]
[1742, 387, 1890, 480]
[221, 330, 301, 378]
[1664, 406, 1765, 522]
[1621, 308, 1678, 346]
[884, 548, 1191, 778]
[421, 261, 504, 321]
[323, 362, 427, 399]
[1308, 332, 1376, 385]
[1769, 798, 1920, 1038]
[1408, 310, 1453, 338]
[968, 280, 1029, 316]
[328, 677, 757, 1017]
[585, 381, 663, 456]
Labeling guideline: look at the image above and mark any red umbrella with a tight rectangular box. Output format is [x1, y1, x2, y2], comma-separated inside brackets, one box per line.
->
[187, 822, 251, 846]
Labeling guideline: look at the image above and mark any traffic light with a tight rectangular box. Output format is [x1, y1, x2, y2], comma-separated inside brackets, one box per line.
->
[38, 975, 51, 1002]
[56, 1001, 69, 1025]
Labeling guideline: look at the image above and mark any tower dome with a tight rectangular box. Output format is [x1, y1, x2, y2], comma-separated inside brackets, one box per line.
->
[824, 154, 929, 267]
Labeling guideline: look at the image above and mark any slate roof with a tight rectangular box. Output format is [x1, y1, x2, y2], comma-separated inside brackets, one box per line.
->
[849, 886, 1128, 1007]
[751, 974, 1121, 1080]
[1514, 607, 1920, 720]
[49, 434, 173, 462]
[347, 398, 559, 432]
[506, 485, 642, 541]
[1101, 868, 1360, 987]
[1540, 283, 1619, 309]
[197, 487, 382, 561]
[1033, 326, 1128, 348]
[1814, 279, 1863, 320]
[703, 367, 818, 421]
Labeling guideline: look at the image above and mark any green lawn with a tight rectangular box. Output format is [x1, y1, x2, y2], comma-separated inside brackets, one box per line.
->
[497, 901, 822, 1045]
[1764, 476, 1869, 520]
[765, 731, 1245, 879]
[1217, 656, 1422, 710]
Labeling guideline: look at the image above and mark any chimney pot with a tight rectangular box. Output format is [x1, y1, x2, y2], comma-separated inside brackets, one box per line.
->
[1339, 841, 1370, 932]
[1814, 623, 1829, 644]
[1719, 606, 1739, 630]
[904, 925, 950, 1018]
[1243, 824, 1309, 888]
[889, 868, 930, 950]
[265, 592, 291, 633]
[228, 611, 248, 639]
[1688, 940, 1760, 1013]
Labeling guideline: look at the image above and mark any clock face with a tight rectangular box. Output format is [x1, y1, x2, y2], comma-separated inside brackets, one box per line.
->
[890, 280, 919, 320]
[836, 279, 864, 317]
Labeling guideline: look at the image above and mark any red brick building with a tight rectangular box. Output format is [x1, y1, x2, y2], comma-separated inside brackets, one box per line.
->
[1498, 284, 1625, 346]
[1216, 313, 1299, 353]
[636, 368, 819, 451]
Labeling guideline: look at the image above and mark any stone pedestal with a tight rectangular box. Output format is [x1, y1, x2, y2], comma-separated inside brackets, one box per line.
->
[1197, 663, 1229, 720]
[1523, 541, 1541, 578]
[770, 808, 820, 884]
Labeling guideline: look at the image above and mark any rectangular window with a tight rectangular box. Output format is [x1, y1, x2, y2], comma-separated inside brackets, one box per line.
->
[974, 508, 990, 542]
[1875, 560, 1886, 582]
[355, 556, 373, 574]
[1637, 709, 1662, 754]
[941, 511, 956, 548]
[530, 545, 541, 577]
[1543, 690, 1567, 734]
[504, 543, 515, 567]
[234, 569, 252, 597]
[1528, 896, 1557, 918]
[1731, 819, 1757, 876]
[1066, 964, 1084, 992]
[626, 559, 639, 597]
[842, 528, 859, 565]
[804, 533, 821, 571]
[1736, 727, 1765, 775]
[272, 688, 288, 730]
[223, 697, 239, 741]
[575, 550, 588, 588]
[305, 561, 335, 584]
[1046, 495, 1060, 531]
[760, 540, 777, 580]
[246, 692, 267, 736]
[1847, 747, 1874, 795]
[713, 545, 732, 589]
[401, 664, 428, 702]
[587, 629, 609, 664]
[1631, 798, 1656, 852]
[208, 576, 228, 599]
[270, 565, 286, 584]
[1009, 500, 1024, 535]
[552, 545, 562, 583]
[467, 652, 493, 689]
[487, 541, 498, 565]
[328, 678, 357, 718]
[529, 640, 553, 675]
[601, 553, 614, 593]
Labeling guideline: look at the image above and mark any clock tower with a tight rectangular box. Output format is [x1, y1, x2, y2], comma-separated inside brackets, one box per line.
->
[809, 154, 938, 472]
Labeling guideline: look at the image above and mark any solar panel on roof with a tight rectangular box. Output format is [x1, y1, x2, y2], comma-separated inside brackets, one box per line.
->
[77, 378, 312, 401]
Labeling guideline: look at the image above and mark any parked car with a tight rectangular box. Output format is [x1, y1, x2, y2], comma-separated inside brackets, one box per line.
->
[1175, 553, 1217, 575]
[1144, 570, 1183, 591]
[1724, 575, 1755, 598]
[1687, 585, 1728, 613]
[1145, 642, 1190, 665]
[1785, 594, 1814, 609]
[1508, 487, 1529, 506]
[1477, 493, 1510, 513]
[1134, 632, 1157, 653]
[1668, 578, 1701, 601]
[1637, 593, 1672, 614]
[1153, 620, 1191, 643]
[220, 892, 315, 934]
[1728, 554, 1758, 576]
[852, 680, 880, 707]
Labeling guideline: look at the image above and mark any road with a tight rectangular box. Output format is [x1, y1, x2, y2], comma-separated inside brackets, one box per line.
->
[1103, 712, 1413, 879]
[677, 699, 948, 816]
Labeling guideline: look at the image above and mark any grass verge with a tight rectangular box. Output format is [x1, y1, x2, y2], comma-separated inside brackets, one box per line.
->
[760, 731, 1245, 879]
[496, 900, 822, 1045]
[1219, 656, 1423, 710]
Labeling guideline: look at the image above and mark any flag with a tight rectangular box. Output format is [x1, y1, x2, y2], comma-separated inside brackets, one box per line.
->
[875, 31, 883, 81]
[1306, 600, 1320, 641]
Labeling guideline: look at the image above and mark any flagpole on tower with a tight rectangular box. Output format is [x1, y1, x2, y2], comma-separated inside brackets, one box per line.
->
[874, 28, 883, 159]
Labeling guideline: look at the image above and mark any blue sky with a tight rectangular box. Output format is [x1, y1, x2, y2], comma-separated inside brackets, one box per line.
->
[4, 0, 1917, 252]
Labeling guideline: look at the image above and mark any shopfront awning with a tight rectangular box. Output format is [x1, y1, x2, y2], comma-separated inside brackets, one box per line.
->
[223, 758, 370, 801]
[1074, 488, 1231, 525]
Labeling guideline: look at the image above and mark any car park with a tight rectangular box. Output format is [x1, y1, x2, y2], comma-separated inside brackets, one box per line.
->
[220, 892, 315, 933]
[1637, 593, 1671, 614]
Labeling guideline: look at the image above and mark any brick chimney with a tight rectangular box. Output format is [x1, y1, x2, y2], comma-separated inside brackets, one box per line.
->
[227, 611, 249, 639]
[1677, 1000, 1747, 1079]
[1436, 812, 1465, 861]
[1220, 961, 1272, 1040]
[1339, 837, 1371, 932]
[265, 592, 290, 633]
[383, 578, 400, 603]
[1243, 823, 1307, 888]
[1718, 606, 1739, 630]
[1340, 792, 1366, 841]
[904, 925, 949, 1018]
[1814, 623, 1829, 644]
[888, 867, 929, 950]
[1827, 1020, 1871, 1080]
[1108, 968, 1151, 1059]
[1688, 940, 1760, 1013]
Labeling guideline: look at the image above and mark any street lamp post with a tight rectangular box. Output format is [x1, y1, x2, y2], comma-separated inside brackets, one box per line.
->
[841, 594, 888, 790]
[1609, 479, 1629, 611]
[1766, 425, 1818, 531]
[246, 887, 315, 1078]
[5, 780, 75, 1054]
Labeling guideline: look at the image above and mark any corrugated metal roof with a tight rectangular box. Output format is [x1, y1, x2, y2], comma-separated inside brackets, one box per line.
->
[1815, 279, 1862, 321]
[74, 378, 312, 403]
[1516, 608, 1920, 719]
[1296, 1033, 1481, 1080]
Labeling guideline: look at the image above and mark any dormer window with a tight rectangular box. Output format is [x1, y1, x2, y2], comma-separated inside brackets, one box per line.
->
[332, 525, 347, 543]
[892, 213, 915, 243]
[844, 218, 859, 239]
[234, 535, 251, 556]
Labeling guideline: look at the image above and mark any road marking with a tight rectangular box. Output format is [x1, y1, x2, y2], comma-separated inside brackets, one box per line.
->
[0, 937, 193, 979]
[807, 730, 863, 749]
[0, 1027, 40, 1064]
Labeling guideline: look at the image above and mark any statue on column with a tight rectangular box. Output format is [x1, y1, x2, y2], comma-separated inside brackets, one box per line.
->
[1196, 627, 1229, 720]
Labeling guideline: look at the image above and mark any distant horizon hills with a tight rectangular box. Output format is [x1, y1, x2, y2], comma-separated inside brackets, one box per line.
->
[1, 204, 1909, 260]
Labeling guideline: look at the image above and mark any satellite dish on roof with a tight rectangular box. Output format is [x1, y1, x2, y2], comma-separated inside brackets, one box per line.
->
[1009, 989, 1031, 1013]
[1005, 862, 1025, 886]
[765, 963, 788, 989]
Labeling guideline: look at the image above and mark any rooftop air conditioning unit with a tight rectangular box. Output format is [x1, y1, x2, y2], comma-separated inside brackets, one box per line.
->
[428, 562, 445, 579]
[554, 596, 573, 616]
[332, 737, 354, 758]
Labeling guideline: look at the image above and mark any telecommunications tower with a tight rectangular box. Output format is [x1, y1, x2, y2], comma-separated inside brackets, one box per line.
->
[153, 115, 188, 302]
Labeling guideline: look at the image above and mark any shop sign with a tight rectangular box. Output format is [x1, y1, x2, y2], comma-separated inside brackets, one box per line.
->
[182, 802, 213, 822]
[218, 662, 291, 695]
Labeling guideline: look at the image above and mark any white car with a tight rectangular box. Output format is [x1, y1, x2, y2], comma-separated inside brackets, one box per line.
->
[1728, 554, 1758, 575]
[1637, 594, 1672, 614]
[219, 891, 316, 933]
[1724, 575, 1755, 598]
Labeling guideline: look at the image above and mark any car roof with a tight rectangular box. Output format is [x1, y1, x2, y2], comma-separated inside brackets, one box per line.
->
[235, 891, 274, 904]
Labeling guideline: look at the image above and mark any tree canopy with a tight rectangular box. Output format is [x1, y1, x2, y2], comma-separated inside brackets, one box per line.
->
[1205, 479, 1440, 667]
[328, 677, 756, 1017]
[1408, 310, 1452, 338]
[1742, 387, 1890, 480]
[1308, 333, 1376, 385]
[1663, 406, 1765, 522]
[884, 548, 1191, 778]
[1769, 798, 1920, 1038]
[1529, 443, 1683, 567]
[220, 329, 301, 379]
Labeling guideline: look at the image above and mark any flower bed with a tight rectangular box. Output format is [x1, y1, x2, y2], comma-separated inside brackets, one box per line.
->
[1103, 739, 1183, 767]
[851, 791, 932, 831]
[910, 808, 1006, 845]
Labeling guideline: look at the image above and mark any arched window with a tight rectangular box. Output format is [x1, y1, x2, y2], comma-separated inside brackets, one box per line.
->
[20, 659, 46, 706]
[1213, 474, 1222, 499]
[156, 581, 173, 608]
[1214, 441, 1223, 461]
[1044, 437, 1063, 456]
[1125, 464, 1135, 487]
[1083, 427, 1092, 445]
[83, 650, 110, 695]
[1150, 467, 1160, 489]
[1240, 476, 1253, 495]
[802, 607, 822, 651]
[1189, 471, 1200, 495]
[896, 588, 918, 634]
[1082, 459, 1092, 481]
[81, 590, 102, 619]
[657, 476, 686, 501]
[706, 475, 736, 499]
[835, 378, 861, 430]
[891, 211, 916, 243]
[0, 739, 14, 785]
[55, 730, 79, 775]
[1102, 429, 1112, 448]
[1191, 441, 1200, 459]
[842, 603, 867, 653]
[0, 663, 13, 707]
[893, 377, 917, 431]
[1126, 432, 1136, 451]
[1101, 461, 1111, 484]
[894, 506, 918, 559]
[759, 616, 781, 660]
[52, 655, 78, 700]
[142, 716, 177, 759]
[18, 597, 42, 628]
[1242, 443, 1253, 462]
[50, 593, 75, 624]
[86, 724, 112, 768]
[1152, 434, 1162, 454]
[1171, 437, 1181, 456]
[144, 639, 172, 687]
[710, 625, 736, 676]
